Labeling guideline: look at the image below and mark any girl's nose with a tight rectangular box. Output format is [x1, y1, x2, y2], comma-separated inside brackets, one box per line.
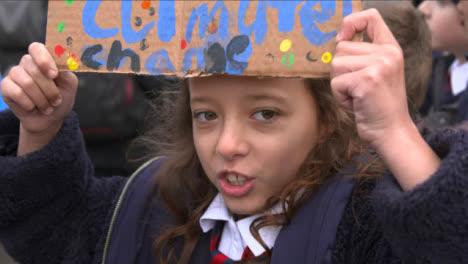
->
[216, 121, 249, 160]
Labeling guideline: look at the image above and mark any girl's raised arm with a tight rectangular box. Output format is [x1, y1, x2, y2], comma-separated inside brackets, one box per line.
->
[330, 9, 441, 191]
[0, 43, 127, 263]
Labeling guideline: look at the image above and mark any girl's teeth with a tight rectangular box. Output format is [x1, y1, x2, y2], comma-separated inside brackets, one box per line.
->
[226, 173, 247, 186]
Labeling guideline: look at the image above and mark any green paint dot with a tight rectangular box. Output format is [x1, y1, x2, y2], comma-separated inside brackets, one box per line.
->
[66, 0, 74, 5]
[281, 53, 295, 67]
[57, 22, 66, 32]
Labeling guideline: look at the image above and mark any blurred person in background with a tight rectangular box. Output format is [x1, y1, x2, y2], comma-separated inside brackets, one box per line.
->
[418, 0, 468, 134]
[364, 0, 432, 134]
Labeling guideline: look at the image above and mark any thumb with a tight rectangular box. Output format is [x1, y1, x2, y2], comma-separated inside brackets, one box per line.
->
[55, 71, 78, 93]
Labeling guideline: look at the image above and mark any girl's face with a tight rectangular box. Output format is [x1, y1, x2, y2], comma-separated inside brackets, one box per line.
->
[189, 76, 323, 215]
[419, 0, 468, 55]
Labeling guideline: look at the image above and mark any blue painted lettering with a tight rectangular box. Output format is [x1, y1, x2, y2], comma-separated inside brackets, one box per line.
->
[121, 1, 155, 44]
[145, 49, 176, 74]
[266, 1, 302, 34]
[185, 1, 228, 43]
[342, 0, 353, 17]
[82, 0, 119, 39]
[182, 47, 205, 72]
[299, 1, 337, 46]
[157, 1, 176, 42]
[238, 1, 267, 45]
[225, 35, 252, 75]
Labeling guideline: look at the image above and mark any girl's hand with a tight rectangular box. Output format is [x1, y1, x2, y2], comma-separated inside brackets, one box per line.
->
[331, 9, 441, 191]
[0, 42, 78, 155]
[331, 8, 409, 148]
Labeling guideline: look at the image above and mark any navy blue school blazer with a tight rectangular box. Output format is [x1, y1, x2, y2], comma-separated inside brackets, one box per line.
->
[104, 157, 355, 264]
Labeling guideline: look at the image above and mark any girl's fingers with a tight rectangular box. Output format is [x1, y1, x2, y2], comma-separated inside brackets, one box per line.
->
[28, 42, 59, 80]
[9, 66, 53, 115]
[331, 54, 376, 78]
[0, 77, 36, 112]
[334, 41, 380, 57]
[20, 55, 62, 107]
[337, 8, 398, 46]
[330, 71, 358, 111]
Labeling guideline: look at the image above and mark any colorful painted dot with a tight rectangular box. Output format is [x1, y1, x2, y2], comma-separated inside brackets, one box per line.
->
[280, 39, 292, 52]
[321, 52, 333, 64]
[141, 1, 151, 10]
[54, 45, 65, 57]
[281, 53, 295, 67]
[208, 24, 218, 34]
[181, 39, 187, 50]
[57, 22, 66, 33]
[67, 57, 79, 70]
[66, 0, 74, 5]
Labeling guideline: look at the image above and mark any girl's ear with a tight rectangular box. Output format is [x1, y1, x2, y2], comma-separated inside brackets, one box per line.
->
[318, 122, 331, 143]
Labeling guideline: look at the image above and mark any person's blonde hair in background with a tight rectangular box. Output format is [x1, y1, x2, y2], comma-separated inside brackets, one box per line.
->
[364, 0, 432, 119]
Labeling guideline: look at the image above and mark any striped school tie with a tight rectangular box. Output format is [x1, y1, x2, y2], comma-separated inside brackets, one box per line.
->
[210, 221, 269, 264]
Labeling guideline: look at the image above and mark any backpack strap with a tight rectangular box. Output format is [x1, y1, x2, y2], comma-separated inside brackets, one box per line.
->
[101, 156, 167, 264]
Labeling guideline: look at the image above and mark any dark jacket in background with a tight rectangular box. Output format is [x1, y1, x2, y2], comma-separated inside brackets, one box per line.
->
[0, 110, 467, 264]
[419, 53, 468, 134]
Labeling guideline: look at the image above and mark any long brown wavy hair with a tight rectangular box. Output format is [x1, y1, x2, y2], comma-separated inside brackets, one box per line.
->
[133, 77, 385, 264]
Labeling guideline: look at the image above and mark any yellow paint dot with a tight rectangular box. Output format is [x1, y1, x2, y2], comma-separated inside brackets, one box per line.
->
[280, 39, 292, 52]
[67, 57, 79, 70]
[321, 52, 333, 64]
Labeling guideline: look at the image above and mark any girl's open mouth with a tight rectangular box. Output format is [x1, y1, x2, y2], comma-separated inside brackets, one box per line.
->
[219, 172, 254, 197]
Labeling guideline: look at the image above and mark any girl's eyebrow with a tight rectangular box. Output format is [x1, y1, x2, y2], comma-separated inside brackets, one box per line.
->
[242, 94, 288, 105]
[190, 96, 213, 105]
[190, 93, 289, 106]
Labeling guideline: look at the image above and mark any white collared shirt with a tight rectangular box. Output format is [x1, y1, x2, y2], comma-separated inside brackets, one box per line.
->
[450, 59, 468, 96]
[199, 193, 283, 260]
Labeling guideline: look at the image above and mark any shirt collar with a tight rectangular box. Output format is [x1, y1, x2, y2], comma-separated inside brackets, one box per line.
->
[450, 59, 468, 96]
[199, 193, 283, 257]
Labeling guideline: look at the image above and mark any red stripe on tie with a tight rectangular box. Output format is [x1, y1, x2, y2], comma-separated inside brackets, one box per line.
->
[241, 247, 255, 261]
[211, 253, 230, 264]
[210, 234, 220, 251]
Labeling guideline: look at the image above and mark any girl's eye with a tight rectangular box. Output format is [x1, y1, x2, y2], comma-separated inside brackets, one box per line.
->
[195, 111, 217, 121]
[252, 110, 277, 121]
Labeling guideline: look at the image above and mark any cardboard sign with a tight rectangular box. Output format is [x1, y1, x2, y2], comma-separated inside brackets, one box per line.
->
[46, 0, 361, 78]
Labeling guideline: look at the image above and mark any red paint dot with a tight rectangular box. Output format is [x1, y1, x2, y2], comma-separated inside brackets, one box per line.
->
[141, 1, 151, 10]
[55, 45, 65, 57]
[181, 39, 187, 50]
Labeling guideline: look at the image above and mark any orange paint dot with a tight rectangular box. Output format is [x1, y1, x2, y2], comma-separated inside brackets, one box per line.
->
[141, 1, 151, 10]
[208, 24, 218, 34]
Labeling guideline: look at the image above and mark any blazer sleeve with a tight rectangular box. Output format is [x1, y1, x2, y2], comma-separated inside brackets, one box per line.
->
[0, 110, 127, 264]
[372, 128, 468, 263]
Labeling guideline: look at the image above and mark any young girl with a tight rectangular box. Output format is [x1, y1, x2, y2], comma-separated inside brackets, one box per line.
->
[0, 9, 467, 264]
